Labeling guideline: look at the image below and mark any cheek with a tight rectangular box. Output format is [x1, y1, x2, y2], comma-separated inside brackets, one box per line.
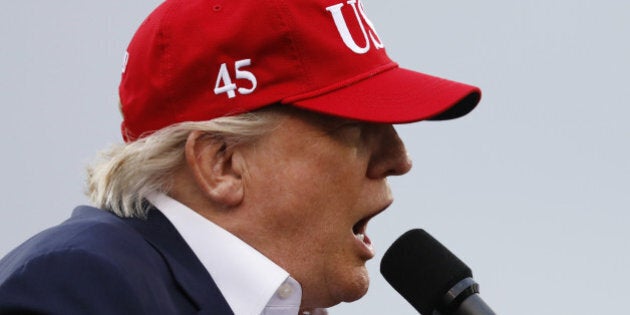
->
[242, 141, 372, 303]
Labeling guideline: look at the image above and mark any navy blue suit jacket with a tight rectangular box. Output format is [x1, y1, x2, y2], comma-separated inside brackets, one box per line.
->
[0, 206, 234, 314]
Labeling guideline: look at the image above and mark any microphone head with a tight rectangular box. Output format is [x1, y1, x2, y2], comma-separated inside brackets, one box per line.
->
[380, 229, 472, 315]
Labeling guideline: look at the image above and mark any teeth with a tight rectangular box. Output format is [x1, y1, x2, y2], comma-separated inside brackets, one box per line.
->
[355, 233, 365, 242]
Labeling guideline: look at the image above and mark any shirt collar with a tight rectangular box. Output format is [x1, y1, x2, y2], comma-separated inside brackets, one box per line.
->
[146, 193, 302, 315]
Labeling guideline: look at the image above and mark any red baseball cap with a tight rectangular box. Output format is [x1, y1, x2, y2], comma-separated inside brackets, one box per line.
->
[119, 0, 481, 142]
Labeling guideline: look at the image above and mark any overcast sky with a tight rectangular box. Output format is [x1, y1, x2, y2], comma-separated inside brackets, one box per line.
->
[1, 1, 629, 314]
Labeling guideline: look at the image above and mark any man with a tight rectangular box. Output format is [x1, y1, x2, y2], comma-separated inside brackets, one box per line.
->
[0, 0, 481, 314]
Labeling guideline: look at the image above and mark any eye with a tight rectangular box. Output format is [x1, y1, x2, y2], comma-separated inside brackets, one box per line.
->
[327, 121, 364, 144]
[337, 121, 362, 130]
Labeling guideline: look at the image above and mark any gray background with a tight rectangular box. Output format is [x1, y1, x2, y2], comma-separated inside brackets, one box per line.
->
[1, 1, 628, 314]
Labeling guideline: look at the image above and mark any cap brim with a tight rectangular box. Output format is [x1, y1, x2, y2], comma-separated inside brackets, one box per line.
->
[287, 67, 481, 123]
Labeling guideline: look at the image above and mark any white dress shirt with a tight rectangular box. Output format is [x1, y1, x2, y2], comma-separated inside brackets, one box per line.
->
[146, 193, 302, 315]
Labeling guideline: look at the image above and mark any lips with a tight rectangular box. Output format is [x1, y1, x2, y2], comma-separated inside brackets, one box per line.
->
[353, 226, 374, 258]
[351, 203, 391, 258]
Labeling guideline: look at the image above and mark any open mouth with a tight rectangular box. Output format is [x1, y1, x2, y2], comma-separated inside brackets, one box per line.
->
[352, 217, 370, 244]
[351, 203, 392, 251]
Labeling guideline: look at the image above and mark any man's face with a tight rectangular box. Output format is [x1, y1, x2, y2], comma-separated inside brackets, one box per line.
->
[231, 109, 412, 308]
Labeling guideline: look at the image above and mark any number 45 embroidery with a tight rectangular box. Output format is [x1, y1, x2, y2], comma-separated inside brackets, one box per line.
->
[214, 59, 258, 99]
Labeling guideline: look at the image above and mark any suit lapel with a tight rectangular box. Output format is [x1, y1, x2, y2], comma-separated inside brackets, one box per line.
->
[127, 208, 234, 315]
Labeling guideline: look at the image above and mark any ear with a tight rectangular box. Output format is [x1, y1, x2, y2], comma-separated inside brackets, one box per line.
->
[184, 130, 244, 207]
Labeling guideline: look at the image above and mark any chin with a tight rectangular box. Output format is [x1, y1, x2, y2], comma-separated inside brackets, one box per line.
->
[303, 262, 371, 308]
[334, 266, 371, 304]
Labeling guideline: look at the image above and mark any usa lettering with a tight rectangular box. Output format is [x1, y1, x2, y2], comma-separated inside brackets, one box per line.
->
[326, 0, 384, 54]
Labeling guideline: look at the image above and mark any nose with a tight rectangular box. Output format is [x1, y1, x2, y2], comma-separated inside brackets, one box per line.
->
[366, 125, 412, 179]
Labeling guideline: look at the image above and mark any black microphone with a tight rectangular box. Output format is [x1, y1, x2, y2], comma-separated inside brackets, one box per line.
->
[380, 229, 496, 315]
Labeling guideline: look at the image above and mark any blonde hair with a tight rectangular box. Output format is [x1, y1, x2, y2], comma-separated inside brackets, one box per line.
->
[86, 109, 282, 218]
